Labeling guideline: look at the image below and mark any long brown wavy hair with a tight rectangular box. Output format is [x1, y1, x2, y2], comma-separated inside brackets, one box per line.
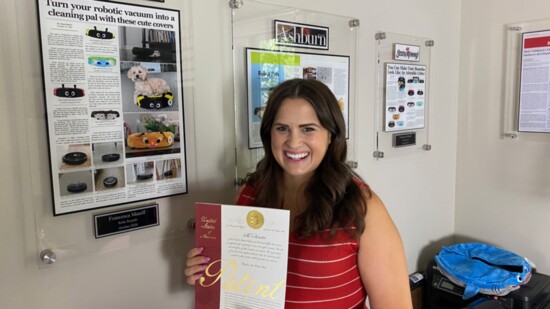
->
[245, 78, 370, 239]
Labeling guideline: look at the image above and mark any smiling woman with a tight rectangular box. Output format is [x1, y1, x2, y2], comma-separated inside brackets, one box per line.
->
[185, 79, 413, 309]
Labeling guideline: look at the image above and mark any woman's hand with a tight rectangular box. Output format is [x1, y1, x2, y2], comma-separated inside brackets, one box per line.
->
[184, 247, 211, 285]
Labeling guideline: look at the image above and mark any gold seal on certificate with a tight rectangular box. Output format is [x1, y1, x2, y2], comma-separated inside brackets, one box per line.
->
[246, 210, 264, 229]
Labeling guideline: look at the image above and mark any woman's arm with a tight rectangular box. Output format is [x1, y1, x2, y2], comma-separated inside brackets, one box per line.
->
[357, 191, 412, 309]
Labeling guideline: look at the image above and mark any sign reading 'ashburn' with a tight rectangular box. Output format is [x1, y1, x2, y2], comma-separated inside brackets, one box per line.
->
[274, 20, 329, 50]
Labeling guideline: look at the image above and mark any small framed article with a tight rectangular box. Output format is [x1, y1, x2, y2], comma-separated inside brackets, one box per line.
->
[384, 63, 426, 132]
[518, 30, 550, 133]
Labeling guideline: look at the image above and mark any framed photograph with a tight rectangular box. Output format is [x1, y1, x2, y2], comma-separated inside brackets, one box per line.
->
[274, 20, 329, 50]
[246, 48, 350, 149]
[37, 0, 188, 215]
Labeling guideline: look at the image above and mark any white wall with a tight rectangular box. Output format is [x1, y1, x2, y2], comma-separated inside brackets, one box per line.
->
[0, 0, 462, 308]
[456, 0, 550, 274]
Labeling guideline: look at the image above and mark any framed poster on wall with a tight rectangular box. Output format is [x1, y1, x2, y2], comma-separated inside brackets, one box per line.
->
[246, 48, 350, 149]
[37, 0, 187, 215]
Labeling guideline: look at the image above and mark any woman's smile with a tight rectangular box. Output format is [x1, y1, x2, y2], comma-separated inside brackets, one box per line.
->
[285, 151, 309, 161]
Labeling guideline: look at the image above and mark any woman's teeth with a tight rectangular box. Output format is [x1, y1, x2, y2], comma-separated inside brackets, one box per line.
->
[286, 152, 308, 160]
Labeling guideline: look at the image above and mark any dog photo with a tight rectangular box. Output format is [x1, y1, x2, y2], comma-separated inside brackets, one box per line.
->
[120, 64, 179, 113]
[127, 65, 171, 103]
[118, 25, 179, 113]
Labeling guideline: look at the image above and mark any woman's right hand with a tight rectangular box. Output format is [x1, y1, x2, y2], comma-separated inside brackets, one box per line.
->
[184, 247, 211, 285]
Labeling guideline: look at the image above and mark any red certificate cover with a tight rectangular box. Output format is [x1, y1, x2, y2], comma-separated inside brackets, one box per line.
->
[195, 203, 222, 308]
[195, 202, 289, 309]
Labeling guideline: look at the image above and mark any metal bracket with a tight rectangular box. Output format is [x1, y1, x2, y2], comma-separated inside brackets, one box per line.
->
[373, 150, 384, 159]
[509, 26, 522, 31]
[375, 32, 386, 40]
[40, 249, 57, 265]
[187, 218, 196, 230]
[234, 177, 245, 186]
[228, 0, 243, 9]
[425, 40, 435, 47]
[422, 144, 432, 151]
[346, 161, 358, 169]
[349, 19, 360, 28]
[504, 133, 518, 140]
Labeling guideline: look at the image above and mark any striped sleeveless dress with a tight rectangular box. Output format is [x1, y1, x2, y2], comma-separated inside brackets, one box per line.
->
[236, 185, 368, 309]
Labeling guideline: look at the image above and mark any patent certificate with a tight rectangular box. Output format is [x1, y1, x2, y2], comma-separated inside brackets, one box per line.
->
[195, 203, 290, 309]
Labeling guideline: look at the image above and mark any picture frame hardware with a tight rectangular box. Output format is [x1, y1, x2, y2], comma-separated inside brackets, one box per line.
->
[373, 150, 385, 159]
[228, 0, 243, 9]
[375, 32, 386, 40]
[349, 19, 360, 28]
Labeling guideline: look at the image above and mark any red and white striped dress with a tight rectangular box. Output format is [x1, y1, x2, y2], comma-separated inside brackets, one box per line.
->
[236, 185, 368, 309]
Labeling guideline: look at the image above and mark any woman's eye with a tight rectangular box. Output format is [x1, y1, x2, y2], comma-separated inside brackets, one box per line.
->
[302, 127, 315, 133]
[274, 126, 288, 132]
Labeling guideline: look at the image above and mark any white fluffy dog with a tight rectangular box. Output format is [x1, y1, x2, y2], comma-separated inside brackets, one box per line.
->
[127, 65, 171, 103]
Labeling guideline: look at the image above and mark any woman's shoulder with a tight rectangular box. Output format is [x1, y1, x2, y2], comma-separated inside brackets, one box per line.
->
[352, 177, 372, 198]
[352, 177, 367, 189]
[235, 184, 257, 206]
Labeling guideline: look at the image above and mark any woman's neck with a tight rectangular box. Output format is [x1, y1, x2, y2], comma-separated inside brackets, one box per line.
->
[282, 176, 310, 232]
[282, 172, 311, 190]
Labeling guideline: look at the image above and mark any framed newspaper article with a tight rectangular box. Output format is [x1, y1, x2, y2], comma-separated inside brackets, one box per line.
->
[384, 63, 427, 132]
[37, 0, 187, 215]
[518, 30, 550, 133]
[246, 48, 350, 149]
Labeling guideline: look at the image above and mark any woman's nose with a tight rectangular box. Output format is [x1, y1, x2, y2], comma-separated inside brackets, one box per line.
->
[286, 130, 302, 147]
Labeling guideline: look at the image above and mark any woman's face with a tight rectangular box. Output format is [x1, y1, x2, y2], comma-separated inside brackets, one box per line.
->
[271, 98, 331, 183]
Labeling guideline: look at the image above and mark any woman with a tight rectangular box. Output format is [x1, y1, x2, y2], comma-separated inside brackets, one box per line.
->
[186, 79, 412, 308]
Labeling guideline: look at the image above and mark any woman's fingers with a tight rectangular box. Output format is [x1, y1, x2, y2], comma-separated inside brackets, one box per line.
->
[184, 260, 210, 285]
[184, 257, 210, 274]
[184, 247, 211, 285]
[186, 271, 206, 285]
[186, 246, 204, 258]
